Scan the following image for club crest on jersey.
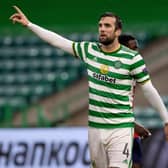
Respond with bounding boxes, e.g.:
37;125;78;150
100;64;109;74
114;60;122;69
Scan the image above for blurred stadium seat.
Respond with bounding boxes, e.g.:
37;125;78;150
0;35;87;125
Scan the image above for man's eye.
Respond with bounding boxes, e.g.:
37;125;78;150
105;24;111;27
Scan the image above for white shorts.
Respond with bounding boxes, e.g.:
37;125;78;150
88;127;134;168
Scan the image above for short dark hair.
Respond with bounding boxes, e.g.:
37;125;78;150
119;34;136;46
99;12;122;30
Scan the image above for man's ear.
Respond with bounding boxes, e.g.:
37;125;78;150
115;29;122;37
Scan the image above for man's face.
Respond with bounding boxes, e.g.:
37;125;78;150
128;39;139;51
98;16;120;45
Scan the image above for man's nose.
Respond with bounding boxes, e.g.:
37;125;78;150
100;26;105;32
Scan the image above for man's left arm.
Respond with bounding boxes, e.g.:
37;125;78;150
140;80;168;141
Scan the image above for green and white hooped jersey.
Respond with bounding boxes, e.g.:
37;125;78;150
73;42;150;129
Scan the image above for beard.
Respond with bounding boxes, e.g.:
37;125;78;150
99;36;115;45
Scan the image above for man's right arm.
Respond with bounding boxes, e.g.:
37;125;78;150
27;22;74;54
10;6;74;55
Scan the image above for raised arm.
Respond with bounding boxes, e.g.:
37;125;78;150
140;80;168;141
10;6;74;55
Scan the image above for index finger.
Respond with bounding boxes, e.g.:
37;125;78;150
13;5;24;15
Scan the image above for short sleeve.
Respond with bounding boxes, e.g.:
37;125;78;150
72;41;89;62
130;54;150;83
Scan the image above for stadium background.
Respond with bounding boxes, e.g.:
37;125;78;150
0;0;168;168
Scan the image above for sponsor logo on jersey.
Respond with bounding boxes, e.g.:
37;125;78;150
93;73;116;84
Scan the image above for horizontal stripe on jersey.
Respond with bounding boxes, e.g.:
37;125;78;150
89;116;134;125
89;87;129;101
89;121;134;129
89;93;130;106
89;99;131;109
89;109;134;118
130;59;145;70
89;104;131;114
134;71;149;80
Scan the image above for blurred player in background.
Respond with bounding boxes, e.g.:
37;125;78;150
119;34;139;51
10;6;168;168
119;34;151;168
